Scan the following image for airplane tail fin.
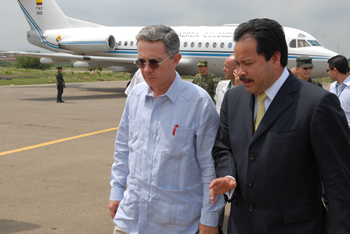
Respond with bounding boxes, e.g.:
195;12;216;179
18;0;72;30
18;0;101;31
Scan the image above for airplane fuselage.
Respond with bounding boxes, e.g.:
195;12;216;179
17;0;337;78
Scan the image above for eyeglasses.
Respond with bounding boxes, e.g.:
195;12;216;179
302;67;313;70
134;54;173;69
326;68;332;72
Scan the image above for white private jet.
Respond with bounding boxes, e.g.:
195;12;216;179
7;0;337;78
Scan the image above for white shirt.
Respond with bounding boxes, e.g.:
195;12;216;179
254;67;289;119
329;74;350;127
110;72;225;233
124;69;145;95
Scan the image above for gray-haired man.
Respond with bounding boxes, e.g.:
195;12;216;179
109;25;224;234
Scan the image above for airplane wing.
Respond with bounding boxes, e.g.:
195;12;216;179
4;51;193;73
4;52;136;64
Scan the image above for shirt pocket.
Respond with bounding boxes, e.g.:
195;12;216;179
282;203;318;224
272;128;303;140
163;124;195;154
155;125;196;190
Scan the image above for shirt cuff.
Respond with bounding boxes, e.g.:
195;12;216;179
109;187;125;201
199;209;222;227
225;175;236;200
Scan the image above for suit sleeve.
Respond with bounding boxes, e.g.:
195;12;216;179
310;92;350;233
212;90;236;178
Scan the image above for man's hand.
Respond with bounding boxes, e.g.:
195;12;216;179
198;222;219;234
209;177;236;204
109;200;120;219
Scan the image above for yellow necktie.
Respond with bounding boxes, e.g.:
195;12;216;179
255;92;268;131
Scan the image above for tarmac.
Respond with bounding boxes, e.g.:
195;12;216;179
0;81;231;234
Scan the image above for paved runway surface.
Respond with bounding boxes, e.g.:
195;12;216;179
0;81;231;234
0;82;128;233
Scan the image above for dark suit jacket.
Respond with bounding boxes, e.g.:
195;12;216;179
213;71;350;234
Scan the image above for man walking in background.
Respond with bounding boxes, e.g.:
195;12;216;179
296;56;323;88
328;55;350;127
215;55;243;114
193;60;218;101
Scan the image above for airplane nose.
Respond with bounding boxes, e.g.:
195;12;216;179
323;48;338;57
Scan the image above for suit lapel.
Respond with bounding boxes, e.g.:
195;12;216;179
251;75;299;142
242;92;255;138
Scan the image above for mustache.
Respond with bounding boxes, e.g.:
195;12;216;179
239;77;254;82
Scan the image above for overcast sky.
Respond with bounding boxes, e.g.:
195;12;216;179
1;0;349;58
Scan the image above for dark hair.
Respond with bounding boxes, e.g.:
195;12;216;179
234;18;288;67
328;55;349;74
136;25;180;57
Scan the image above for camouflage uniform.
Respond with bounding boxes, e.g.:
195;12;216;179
308;77;323;88
192;71;219;101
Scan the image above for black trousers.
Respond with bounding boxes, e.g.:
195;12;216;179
57;87;64;102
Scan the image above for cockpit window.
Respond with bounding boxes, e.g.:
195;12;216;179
308;40;322;47
297;39;310;48
289;39;296;48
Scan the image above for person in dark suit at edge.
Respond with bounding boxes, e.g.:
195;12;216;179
209;18;350;234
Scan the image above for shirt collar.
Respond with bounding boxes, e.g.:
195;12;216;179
343;74;350;86
145;72;181;104
263;67;289;101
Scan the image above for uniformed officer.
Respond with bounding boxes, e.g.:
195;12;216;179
192;60;218;101
55;66;65;103
296;56;323;88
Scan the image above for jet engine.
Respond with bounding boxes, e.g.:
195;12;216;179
58;35;116;54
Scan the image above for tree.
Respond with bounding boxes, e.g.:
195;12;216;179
14;52;51;70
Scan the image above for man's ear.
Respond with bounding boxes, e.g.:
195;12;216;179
271;52;281;68
173;53;182;66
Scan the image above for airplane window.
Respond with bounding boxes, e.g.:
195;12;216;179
220;42;225;48
198;42;202;48
289;39;296;48
308;40;322;46
297;39;310;48
191;42;195;48
184;42;188;47
118;41;122;46
228;42;232;49
130;41;134;46
124;41;128;46
213;42;217;48
205;42;209;48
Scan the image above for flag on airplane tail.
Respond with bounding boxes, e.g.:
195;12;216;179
37;0;42;5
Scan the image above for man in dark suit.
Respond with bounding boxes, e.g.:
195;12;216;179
209;18;350;233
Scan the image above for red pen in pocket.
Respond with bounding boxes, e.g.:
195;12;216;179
173;125;179;136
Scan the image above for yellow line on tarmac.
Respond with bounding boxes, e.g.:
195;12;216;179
0;127;118;157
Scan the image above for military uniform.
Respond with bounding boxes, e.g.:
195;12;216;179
55;67;65;103
308;77;323;88
296;56;323;89
192;72;219;100
192;60;219;101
